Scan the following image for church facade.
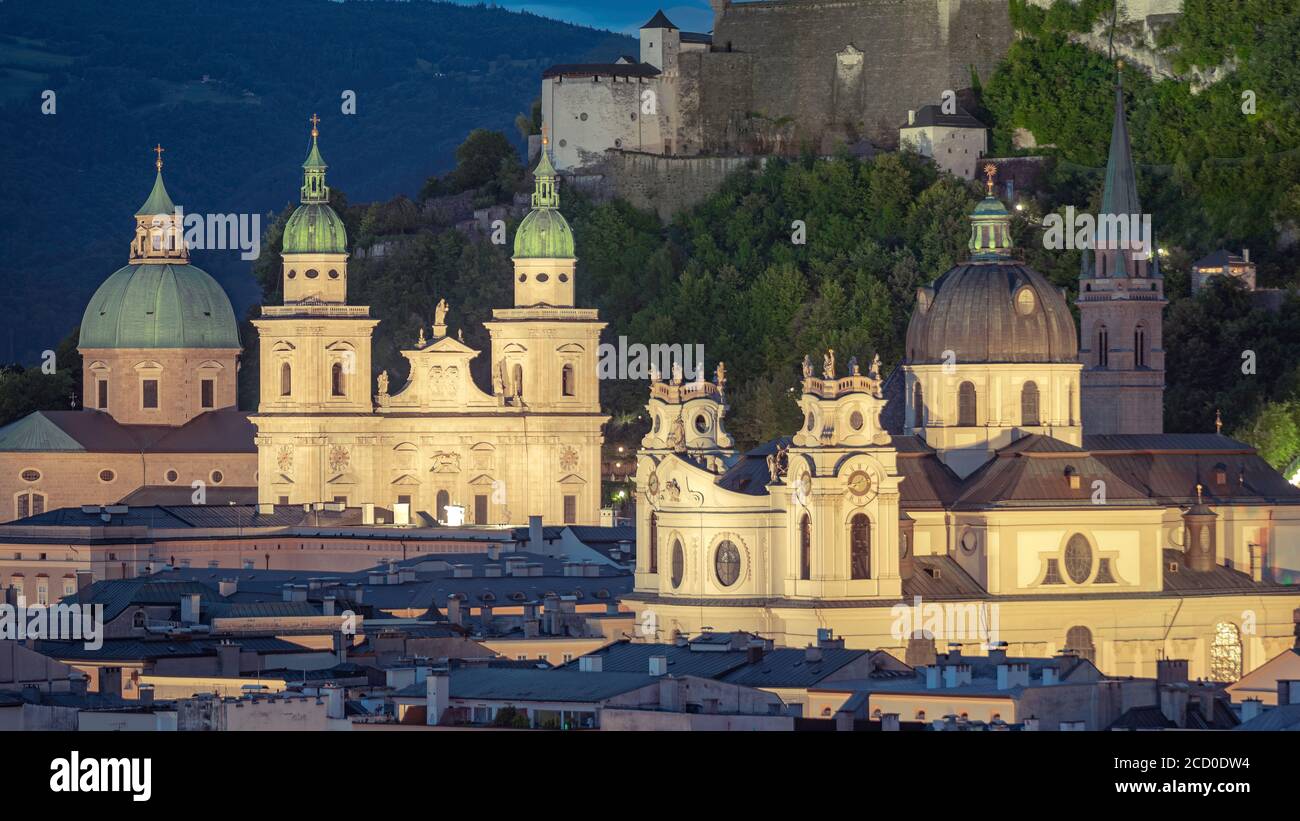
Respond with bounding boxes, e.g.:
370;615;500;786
624;86;1300;681
250;125;607;526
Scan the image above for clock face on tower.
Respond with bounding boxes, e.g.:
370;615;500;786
847;470;872;497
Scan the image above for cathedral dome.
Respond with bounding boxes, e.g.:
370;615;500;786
905;190;1077;365
905;261;1078;364
284;203;348;254
80;262;240;349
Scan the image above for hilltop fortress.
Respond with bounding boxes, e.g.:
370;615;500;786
542;1;1015;172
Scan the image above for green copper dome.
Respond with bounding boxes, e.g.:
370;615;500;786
284;203;348;254
514;147;574;259
283;121;348;255
80;263;240;349
135;170;176;217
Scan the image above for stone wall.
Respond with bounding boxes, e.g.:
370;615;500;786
707;0;1016;148
571;151;761;221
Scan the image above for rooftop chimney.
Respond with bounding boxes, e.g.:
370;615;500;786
1156;658;1189;687
180;593;201;625
987;641;1008;664
138;683;155;705
218;578;238;597
426;670;450;726
804;645;823;663
217;640;240;677
996;662;1029;690
100;667;123;698
1240;697;1262;723
907;109;916;126
529;515;543;552
446;597;464;626
1041;666;1059;686
648;656;668;676
880;713;900;732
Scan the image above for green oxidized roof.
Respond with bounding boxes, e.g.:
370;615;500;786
284;126;347;254
80;263;240;349
968;195;1014;260
284;203;348;254
514;147;575;259
135;170;176;217
0;412;85;453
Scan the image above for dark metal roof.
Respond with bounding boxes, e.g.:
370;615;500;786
906;262;1078;365
641;10;677;29
1161;549;1288;593
901;103;985;130
399;668;656;703
903;556;986;599
38;636;310;661
542;62;661;79
0;409;256;454
719;648;868;688
559;640;751;678
1193;249;1251;269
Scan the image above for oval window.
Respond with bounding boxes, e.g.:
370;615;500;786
519;274;527;282
849;410;864;431
694;414;709;434
20;469;41;483
328;269;339;279
1064;534;1092;584
1015;286;1036;315
305;269;319;279
805;413;816;432
715;540;741;587
652;414;661;434
210;470;224;485
99;469;116;483
537;273;549;283
559;273;568;282
670;539;684;588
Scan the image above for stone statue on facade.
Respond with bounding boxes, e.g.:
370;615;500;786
671;360;684;386
802;355;813;379
417;327;427;348
848;356;860;377
650;362;661;383
377;370;389;396
823;348;836;380
434;298;449;329
715;361;727;390
666;414;686;451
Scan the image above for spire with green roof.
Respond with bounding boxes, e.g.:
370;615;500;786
283;114;347;255
136;144;176;217
514;134;574;259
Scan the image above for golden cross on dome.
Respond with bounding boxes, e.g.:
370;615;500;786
310;113;320;138
153;143;165;171
983;162;997;196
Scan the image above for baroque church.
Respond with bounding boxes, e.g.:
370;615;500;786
0;122;608;528
250;122;607;526
625;82;1300;681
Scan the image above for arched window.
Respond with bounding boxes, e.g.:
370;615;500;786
958;381;977;427
1209;622;1243;682
670;539;684;589
912;380;925;428
435;489;450;521
1064;534;1093;584
280;362;292;397
1097;324;1110;368
1021;381;1040;427
1134;323;1147;368
1065;625;1096;663
799;514;811;581
561;363;576;397
331;362;345;397
648;512;658;574
850;514;871;580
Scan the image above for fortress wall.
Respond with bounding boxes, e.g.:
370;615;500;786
1025;0;1182;21
597;151;760;220
710;0;1015;146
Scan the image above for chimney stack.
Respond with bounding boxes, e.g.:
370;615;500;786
218;578;238;597
426;670;450;725
1156;658;1189;687
217;640;240;677
529;515;544;552
880;713;901;732
138;683;155;705
99;667;123;698
1240;697;1262;722
180;593;201;625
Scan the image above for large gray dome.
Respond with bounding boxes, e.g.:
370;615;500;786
905;261;1078;365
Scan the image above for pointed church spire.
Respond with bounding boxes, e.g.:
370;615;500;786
1100;63;1140;219
136;144;176;217
301;113;330;204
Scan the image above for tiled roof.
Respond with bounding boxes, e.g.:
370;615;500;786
903;556;986;599
1161;549;1288;593
953;445;1154;508
901;104;985;130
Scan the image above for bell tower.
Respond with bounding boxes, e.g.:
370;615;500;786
1077;68;1166;435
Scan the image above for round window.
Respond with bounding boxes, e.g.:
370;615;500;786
714;540;741;587
165;470;179;483
558;139;567;148
305;269;319;279
287;270;297;279
580;113;588;121
210;470;224;485
20;469;41;483
559;274;568;282
99;469;116;483
537;273;549;283
328;269;339;279
670;539;684;588
849;410;864;431
694;414;709;434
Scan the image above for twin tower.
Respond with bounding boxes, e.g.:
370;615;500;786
251;123;606;526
